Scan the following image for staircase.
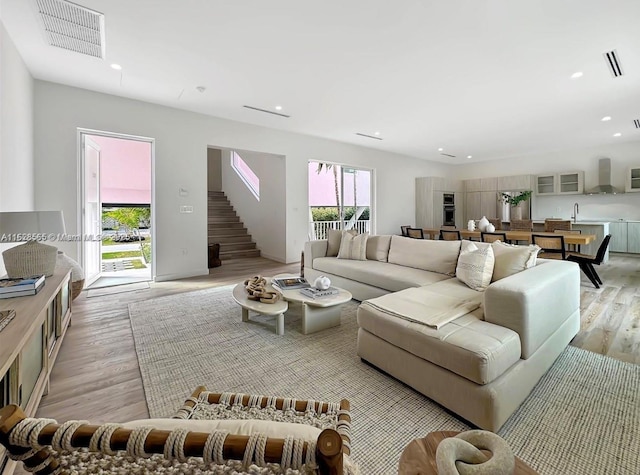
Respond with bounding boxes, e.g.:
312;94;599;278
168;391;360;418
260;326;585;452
208;191;260;260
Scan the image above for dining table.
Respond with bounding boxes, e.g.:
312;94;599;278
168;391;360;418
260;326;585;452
422;228;596;246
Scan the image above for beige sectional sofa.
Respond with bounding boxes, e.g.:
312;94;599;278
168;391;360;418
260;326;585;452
303;234;581;431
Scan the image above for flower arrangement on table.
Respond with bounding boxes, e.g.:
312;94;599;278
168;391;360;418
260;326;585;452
500;190;532;206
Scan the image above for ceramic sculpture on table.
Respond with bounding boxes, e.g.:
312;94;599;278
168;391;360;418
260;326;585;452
313;275;331;290
467;220;476;231
478;216;490;232
436;430;515;475
485;223;496;233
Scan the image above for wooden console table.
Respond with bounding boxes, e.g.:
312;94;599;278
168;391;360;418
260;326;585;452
0;269;72;474
398;431;538;474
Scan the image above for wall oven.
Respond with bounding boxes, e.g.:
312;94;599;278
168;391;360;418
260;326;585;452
443;193;455;226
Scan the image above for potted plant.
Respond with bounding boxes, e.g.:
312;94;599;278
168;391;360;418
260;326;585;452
500;190;532;220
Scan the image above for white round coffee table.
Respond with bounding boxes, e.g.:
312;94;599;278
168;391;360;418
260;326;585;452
232;282;289;335
273;274;352;335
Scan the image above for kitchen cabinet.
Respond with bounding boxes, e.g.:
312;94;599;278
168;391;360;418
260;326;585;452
415;177;462;228
465;191;498;222
535;172;584;195
626;167;640;192
608;222;628;253
497;174;533;191
558;171;584;194
0;269;72;474
536;174;556;195
627;223;640;254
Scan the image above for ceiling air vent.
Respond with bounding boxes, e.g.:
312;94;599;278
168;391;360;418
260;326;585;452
35;0;105;58
355;133;382;140
440;153;456;158
242;105;290;118
603;49;624;77
634;119;640;129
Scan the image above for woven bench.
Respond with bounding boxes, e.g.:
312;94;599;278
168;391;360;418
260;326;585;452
0;386;355;474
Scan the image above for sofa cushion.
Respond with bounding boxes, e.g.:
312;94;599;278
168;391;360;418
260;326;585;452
313;257;450;292
338;231;368;260
357;294;521;385
388;235;461;276
491;241;540;282
123;418;321;442
456;240;495;291
326;228;357;257
366;235;392;262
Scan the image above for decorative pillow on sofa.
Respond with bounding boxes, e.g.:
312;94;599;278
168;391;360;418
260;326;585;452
387;235;461;276
327;228;357;257
491;241;540;282
366;235;392;261
337;231;369;260
456;240;495;291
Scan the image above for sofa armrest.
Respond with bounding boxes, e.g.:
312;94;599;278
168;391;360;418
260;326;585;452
304;240;328;270
484;259;580;359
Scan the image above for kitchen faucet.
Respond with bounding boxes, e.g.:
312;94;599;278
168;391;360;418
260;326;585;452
571;202;579;223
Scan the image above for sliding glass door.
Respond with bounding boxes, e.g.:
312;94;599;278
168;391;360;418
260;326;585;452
308;162;373;239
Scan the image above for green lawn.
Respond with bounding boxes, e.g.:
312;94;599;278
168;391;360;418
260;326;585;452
102;251;144;259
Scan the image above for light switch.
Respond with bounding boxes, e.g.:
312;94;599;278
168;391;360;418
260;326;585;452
180;205;193;213
179;187;189;197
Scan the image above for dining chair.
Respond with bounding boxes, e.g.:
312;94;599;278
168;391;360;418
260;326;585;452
532;234;566;260
407;227;424;239
400;225;411;237
544;219;572;232
567;234;612;289
481;231;508;243
554;229;582;253
488;218;502;231
439;229;461;241
509;219;533;231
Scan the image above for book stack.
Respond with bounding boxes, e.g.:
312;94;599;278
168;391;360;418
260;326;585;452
0;275;45;299
272;277;310;290
299;287;339;299
0;309;16;332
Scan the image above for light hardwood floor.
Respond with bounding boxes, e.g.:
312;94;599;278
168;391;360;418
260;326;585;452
36;254;640;425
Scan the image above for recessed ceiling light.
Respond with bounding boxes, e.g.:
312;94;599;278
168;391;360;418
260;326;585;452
601;116;612;121
275;105;282;111
110;63;122;70
570;71;583;79
374;131;380;136
613;132;622;137
437;148;443;152
467;155;473;159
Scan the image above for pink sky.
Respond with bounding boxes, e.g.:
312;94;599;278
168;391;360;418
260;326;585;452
90;135;151;204
308;162;371;207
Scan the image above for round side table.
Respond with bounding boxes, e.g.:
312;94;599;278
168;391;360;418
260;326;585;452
398;431;538;475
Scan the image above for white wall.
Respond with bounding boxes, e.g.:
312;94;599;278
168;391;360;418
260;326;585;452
454;142;640;221
34;81;450;279
0;22;34;276
220;148;286;262
0;22;34;211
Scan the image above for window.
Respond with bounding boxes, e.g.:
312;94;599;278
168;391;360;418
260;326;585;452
231;151;259;200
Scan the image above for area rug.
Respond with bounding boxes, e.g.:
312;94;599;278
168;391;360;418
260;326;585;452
129;286;640;474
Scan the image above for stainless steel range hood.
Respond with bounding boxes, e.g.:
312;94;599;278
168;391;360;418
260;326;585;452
585;158;624;195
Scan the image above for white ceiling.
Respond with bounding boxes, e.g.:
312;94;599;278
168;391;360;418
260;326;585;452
2;0;640;163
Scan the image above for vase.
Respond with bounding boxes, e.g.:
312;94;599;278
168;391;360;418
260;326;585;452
467;220;476;231
55;251;85;300
512;205;523;221
478;216;490;232
486;223;496;233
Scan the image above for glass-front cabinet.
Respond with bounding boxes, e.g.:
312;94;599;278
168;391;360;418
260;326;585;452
626;167;640;192
535;174;556;195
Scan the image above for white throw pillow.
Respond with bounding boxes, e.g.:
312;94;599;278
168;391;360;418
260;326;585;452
456;240;495;291
491;241;540;282
326;228;357;257
337;231;369;260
